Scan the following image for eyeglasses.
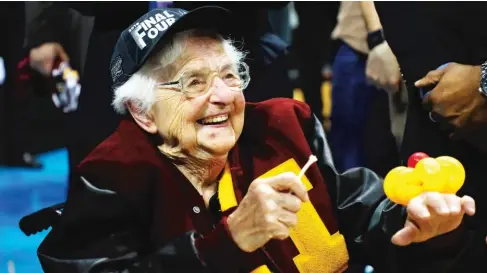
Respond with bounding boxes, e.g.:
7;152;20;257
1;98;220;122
157;62;250;98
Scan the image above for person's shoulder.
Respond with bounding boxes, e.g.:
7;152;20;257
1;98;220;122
243;98;313;139
75;119;164;195
245;98;312;121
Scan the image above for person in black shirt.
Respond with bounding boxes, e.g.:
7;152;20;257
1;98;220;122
375;1;487;269
0;2;42;168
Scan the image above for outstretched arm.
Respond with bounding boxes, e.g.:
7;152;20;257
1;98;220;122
305;113;483;273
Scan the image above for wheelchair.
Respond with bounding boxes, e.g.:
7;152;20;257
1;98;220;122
19;203;64;236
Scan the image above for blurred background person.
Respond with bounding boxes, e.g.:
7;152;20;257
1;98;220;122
17;2;94;195
0;2;42;168
292;1;340;125
329;1;401;177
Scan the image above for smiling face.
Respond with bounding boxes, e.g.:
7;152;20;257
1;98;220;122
140;34;246;160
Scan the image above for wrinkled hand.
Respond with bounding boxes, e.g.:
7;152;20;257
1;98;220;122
29;42;69;76
415;63;487;149
391;192;475;246
227;172;309;252
366;41;402;92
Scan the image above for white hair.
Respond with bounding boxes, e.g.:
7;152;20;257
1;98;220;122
112;29;247;115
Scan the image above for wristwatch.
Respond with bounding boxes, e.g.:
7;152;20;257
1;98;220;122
479;61;487;97
367;29;385;50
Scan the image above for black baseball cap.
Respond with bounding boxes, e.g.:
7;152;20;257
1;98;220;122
109;6;236;90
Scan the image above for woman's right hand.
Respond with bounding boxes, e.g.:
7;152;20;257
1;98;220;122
226;172;309;252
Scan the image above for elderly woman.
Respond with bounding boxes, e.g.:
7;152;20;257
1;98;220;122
37;6;482;273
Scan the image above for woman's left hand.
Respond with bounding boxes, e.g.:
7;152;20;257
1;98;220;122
391;192;475;246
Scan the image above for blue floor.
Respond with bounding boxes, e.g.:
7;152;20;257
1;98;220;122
0;149;68;273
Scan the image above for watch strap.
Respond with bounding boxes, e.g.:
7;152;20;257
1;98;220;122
479;61;487;97
367;29;385;50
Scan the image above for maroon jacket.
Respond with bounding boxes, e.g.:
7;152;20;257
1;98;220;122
37;98;477;273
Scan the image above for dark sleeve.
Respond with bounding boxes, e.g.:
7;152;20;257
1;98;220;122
25;2;72;51
305;114;484;273
38;175;248;273
65;2;96;16
67;2;149;30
